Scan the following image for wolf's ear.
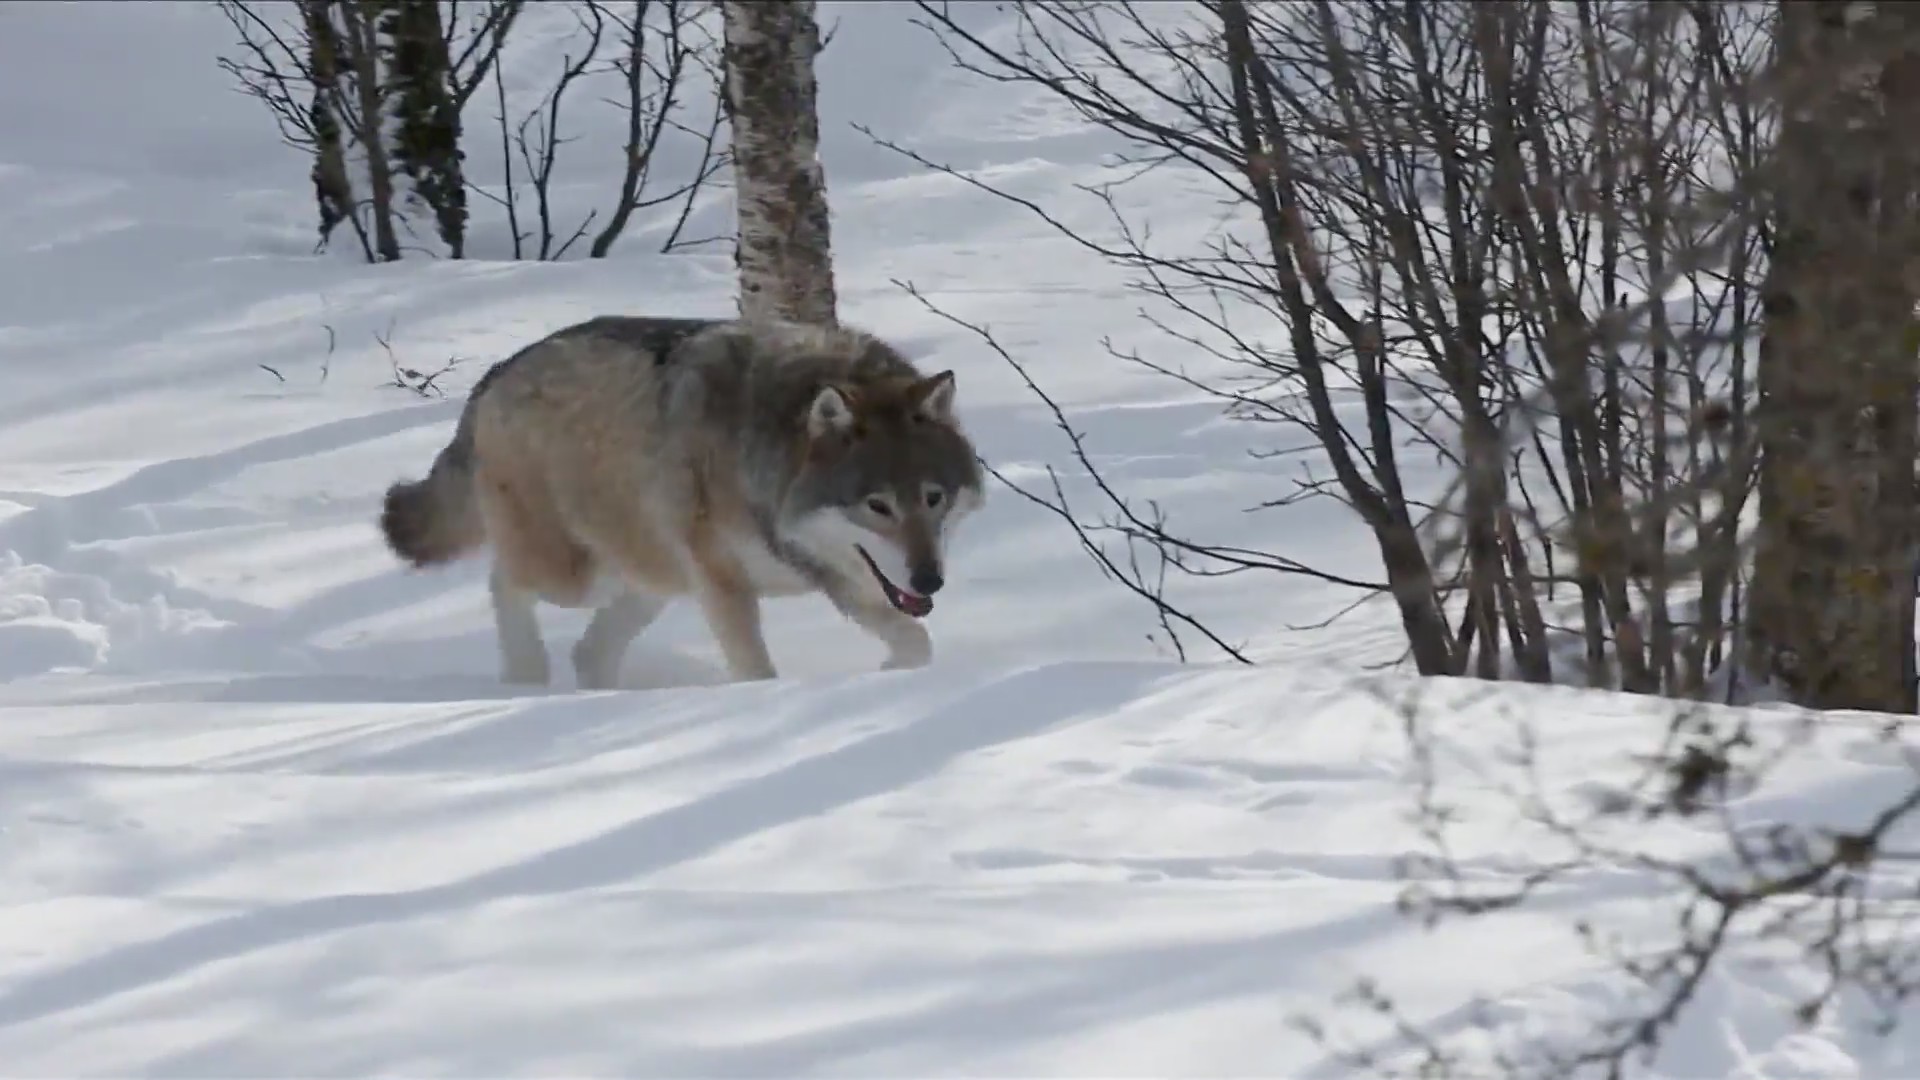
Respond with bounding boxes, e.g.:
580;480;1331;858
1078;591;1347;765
912;370;956;423
808;384;856;439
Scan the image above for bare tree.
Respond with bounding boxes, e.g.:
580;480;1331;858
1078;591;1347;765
722;0;838;325
302;1;367;259
218;0;385;259
384;0;525;259
218;0;728;263
897;0;1766;694
215;0;521;261
493;1;611;261
590;0;730;258
478;0;729;261
340;1;402;260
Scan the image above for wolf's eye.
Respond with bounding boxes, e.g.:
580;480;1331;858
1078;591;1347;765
866;497;894;518
925;489;945;509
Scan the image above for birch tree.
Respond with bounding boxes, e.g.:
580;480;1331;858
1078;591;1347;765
721;0;838;325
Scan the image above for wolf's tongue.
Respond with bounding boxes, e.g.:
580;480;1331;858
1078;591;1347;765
858;546;934;619
885;579;932;618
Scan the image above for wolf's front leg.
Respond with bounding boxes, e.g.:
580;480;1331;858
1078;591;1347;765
694;583;778;680
879;621;933;670
685;553;778;682
826;583;932;671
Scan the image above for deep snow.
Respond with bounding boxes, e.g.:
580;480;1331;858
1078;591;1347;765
0;2;1916;1077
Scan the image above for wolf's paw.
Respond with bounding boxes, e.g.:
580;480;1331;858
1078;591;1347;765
572;649;622;691
502;655;552;686
571;634;620;691
881;634;932;671
574;664;620;691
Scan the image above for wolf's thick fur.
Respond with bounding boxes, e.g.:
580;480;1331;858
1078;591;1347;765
379;315;984;689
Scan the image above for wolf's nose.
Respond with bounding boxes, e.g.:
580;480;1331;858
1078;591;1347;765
910;568;944;596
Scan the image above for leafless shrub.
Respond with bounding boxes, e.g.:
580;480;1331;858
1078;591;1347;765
480;0;730;261
215;0;522;262
899;0;1770;695
374;317;465;397
215;0;726;263
1286;677;1920;1079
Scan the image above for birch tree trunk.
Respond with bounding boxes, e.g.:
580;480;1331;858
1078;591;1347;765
722;0;837;325
299;0;368;260
335;1;402;262
1747;0;1920;713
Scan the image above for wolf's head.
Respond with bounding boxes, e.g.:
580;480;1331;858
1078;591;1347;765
782;369;984;618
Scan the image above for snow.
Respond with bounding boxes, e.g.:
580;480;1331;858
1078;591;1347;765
0;2;1914;1076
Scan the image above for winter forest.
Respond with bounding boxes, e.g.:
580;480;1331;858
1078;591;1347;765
3;0;1920;1075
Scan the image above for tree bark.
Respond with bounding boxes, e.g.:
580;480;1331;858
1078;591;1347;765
299;0;367;260
722;0;837;325
336;2;401;262
384;0;467;258
1748;0;1920;713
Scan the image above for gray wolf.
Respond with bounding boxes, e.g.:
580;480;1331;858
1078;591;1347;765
377;315;985;689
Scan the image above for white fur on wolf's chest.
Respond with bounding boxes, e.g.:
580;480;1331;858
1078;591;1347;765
732;534;815;596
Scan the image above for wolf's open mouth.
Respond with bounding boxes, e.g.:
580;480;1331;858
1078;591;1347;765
855;546;933;618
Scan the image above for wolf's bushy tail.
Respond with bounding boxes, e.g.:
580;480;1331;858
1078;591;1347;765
380;412;485;568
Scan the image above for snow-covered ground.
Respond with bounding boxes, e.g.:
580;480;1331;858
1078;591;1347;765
1;2;1915;1076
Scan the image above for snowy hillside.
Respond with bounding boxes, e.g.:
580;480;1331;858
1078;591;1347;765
1;2;1916;1076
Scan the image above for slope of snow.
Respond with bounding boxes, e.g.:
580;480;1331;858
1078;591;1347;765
0;2;1913;1077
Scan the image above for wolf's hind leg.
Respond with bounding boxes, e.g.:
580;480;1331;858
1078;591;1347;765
572;589;667;690
490;564;551;685
477;462;596;605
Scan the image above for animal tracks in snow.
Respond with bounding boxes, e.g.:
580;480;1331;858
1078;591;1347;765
0;405;463;683
954;754;1411;886
950;846;1396;885
1123;757;1386;791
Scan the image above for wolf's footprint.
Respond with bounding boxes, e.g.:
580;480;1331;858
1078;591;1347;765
952;846;1389;884
1123;757;1384;794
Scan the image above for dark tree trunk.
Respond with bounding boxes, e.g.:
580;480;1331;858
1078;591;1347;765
385;0;468;258
1748;0;1920;713
300;0;368;260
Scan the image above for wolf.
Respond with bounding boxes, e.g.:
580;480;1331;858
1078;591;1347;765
376;314;985;690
